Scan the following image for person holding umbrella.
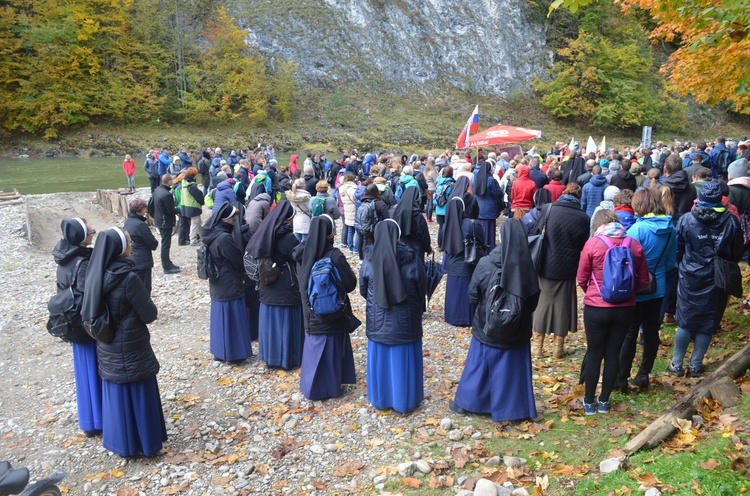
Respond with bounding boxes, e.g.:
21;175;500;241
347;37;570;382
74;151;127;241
360;219;427;413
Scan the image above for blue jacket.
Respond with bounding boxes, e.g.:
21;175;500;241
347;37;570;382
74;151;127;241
228;154;239;168
615;208;637;230
395;174;422;203
472;168;504;219
581;174;607;217
213;180;237;209
359;243;426;345
433;176;455;217
158;151;171;177
626;215;677;301
682;150;712;171
529;166;549;190
178;152;192;170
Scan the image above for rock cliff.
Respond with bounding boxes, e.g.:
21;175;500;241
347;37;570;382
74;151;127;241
233;0;550;96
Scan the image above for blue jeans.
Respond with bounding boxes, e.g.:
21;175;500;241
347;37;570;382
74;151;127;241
344;225;357;252
671;327;712;369
295;233;308;242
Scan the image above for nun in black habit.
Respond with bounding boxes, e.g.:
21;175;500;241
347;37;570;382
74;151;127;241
448;176;479;220
391;186;432;262
442;196;485;327
51;218;102;437
246;200;304;369
360;219;426;413
451;219;540;422
202;203;252;362
81;228;166;457
295;215;359;400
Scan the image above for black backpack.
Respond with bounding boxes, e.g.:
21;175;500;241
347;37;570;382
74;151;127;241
197;244;220;280
716;148;731;176
47;259;85;342
483;267;528;345
358;200;380;235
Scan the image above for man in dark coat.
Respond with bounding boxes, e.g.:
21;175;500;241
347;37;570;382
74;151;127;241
561;150;587;186
529;156;549;190
662;156;697;224
152;174;180;274
610;164;637;192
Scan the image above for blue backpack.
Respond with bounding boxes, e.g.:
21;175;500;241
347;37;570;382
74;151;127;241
591;236;636;303
307;258;345;315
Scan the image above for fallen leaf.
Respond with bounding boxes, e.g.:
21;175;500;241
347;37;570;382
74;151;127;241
333;460;364;477
211;476;232;486
402;477;422;488
115;488;138;496
366;438;385;447
671;418;692;434
110;469;125;478
637;473;661;487
700;459;720;470
311;481;327;490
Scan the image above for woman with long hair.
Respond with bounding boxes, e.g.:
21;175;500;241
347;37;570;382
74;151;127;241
81;228;166;457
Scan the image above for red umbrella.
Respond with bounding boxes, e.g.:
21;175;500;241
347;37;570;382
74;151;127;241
459;124;541;149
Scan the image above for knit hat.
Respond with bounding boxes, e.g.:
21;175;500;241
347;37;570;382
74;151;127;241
699;181;723;203
216;171;228;181
727;158;749;179
604;185;620;201
599;159;610;169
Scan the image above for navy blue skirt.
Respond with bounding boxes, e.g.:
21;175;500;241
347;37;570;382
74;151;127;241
445;275;473;327
72;342;102;433
367;340;424;413
454;338;537;422
476;218;497;251
259;303;304;370
210;298;252;362
244;281;260;341
102;377;167;457
300;333;356;401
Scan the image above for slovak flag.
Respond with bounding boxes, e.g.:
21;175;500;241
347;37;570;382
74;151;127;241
455;105;479;149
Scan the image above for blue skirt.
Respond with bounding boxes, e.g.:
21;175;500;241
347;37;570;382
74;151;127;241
454;338;537;422
476;218;497;251
367;340;424;413
245;281;260;341
102;377;167;457
210;298;252;362
259;303;305;370
72;342;102;433
300;333;356;401
445;275;473;327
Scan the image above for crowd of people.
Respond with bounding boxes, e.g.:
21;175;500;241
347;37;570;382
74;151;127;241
51;136;749;457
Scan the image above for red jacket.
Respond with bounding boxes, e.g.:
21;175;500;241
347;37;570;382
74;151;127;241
122;159;136;176
544;180;565;202
511;166;536;210
577;234;650;307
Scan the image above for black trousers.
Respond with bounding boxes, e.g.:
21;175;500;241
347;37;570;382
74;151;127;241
618;297;663;382
158;227;174;269
149;176;160;192
436;214;445;248
583;305;633;403
178;216;190;245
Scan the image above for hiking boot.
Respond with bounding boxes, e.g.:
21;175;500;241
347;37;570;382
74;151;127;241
614;378;629;394
667;362;685;377
629;374;649;391
583;401;597;416
532;333;545;358
688;364;706;378
597;399;611;414
663;313;676;325
553;335;567;359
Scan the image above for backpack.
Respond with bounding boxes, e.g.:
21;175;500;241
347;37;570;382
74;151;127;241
307;258;346;315
435;182;452;207
244;253;281;285
716;148;730;176
591;236;636;303
311;196;326;217
197;244;219;280
197;157;209;176
357;200;380;235
46;259;84;341
173;183;182;209
483;267;527;344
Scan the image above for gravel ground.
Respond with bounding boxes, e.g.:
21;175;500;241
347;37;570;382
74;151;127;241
1;190;538;495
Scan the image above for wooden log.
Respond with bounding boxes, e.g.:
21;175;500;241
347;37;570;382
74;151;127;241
708;375;741;408
623;342;750;453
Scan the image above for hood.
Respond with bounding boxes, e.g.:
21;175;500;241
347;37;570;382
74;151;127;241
616;169;632;180
692;203;727;225
662;170;690;192
102;258;135;295
364;241;415;264
285;189;311;204
400;174;418;187
590;174;607;187
217;180;233;191
728;176;750;188
251;192;271;205
303;173;315;180
52;242;91;265
633;214;674;235
436;176;455;186
598;200;614;210
516;165;530;180
202;219;233;246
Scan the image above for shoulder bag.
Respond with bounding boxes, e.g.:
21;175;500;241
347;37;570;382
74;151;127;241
637;231;672;296
527;204;553;273
464;219;486;266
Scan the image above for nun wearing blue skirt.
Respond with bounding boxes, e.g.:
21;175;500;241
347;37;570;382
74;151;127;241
81;228;167;457
203;203;252;362
246;201;305;370
451;219;541;422
360;219;427;413
51;218;103;436
295;215;360;400
442;190;484;327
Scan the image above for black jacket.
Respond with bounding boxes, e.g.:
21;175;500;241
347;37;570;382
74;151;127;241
258;223;302;306
562;157;586;185
304;173;318;197
205;223;245;301
728;180;750;216
294;244;358;335
402;209;432;261
97;259;159;384
153;184;178;229
610;169;637;192
443;218;484;277
123;213;158;270
534;199;590;279
360;243;426;345
51;243;94;344
661;171;697;223
469;249;539;349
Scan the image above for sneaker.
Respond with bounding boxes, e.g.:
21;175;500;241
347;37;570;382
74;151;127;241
667;362;685;377
663;313;676;325
583;401;597;416
597;399;611;414
742;299;750;310
688;364;705;378
340;244;348;250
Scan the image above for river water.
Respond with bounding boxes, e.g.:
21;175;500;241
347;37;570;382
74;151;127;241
0;155;292;195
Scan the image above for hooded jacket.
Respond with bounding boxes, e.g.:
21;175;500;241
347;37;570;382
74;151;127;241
245;193;271;237
626;215;677;301
339;182;358;226
581;174;608;217
614;206;636;230
510;166;536;210
396;174;422;203
51;242;93;344
728;176;750;216
204;222;245;301
661;170;697;222
610;169;637;192
286;189;313;235
359;243;425;345
214;180;237;209
543;180;565;202
433;176;455;216
675;205;744;334
123;212;158;270
96;258;159;384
